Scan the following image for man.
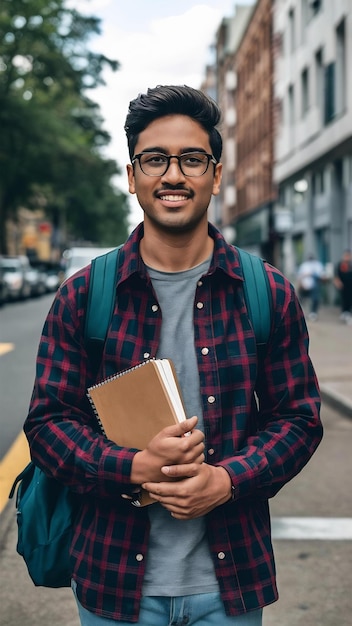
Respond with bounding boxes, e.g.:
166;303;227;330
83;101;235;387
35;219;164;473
334;249;352;323
297;254;325;321
24;85;323;625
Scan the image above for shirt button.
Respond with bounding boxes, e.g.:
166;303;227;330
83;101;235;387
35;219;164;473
143;352;150;359
207;395;216;404
201;347;209;355
208;448;215;455
197;280;203;287
151;304;159;312
217;552;226;560
136;554;144;562
196;302;204;309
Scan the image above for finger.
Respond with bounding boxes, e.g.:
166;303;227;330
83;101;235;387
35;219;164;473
162;415;198;438
160;462;201;478
142;479;188;499
177;439;205;461
180;415;198;436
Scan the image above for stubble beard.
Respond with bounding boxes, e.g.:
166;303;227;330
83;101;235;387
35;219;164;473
145;205;208;236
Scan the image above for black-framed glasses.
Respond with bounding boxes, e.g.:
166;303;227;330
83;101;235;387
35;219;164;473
131;152;218;177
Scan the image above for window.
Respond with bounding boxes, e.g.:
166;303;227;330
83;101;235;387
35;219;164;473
315;49;323;112
288;8;295;52
321;20;346;125
336;19;346;116
302;0;323;24
288;84;295;125
324;63;335;124
310;0;322;17
301;68;310;116
315;228;329;265
312;170;325;195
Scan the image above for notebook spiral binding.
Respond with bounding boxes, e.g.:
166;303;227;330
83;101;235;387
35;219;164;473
86;359;155;437
88;359;154;390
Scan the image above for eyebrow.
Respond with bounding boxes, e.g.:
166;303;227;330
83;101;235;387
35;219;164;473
139;147;208;155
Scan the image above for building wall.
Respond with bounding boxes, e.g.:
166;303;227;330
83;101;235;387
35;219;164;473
275;0;352;180
273;0;352;286
211;4;254;236
200;63;221;226
236;0;275;217
232;0;279;262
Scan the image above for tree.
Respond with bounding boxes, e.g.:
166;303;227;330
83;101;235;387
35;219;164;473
0;0;129;253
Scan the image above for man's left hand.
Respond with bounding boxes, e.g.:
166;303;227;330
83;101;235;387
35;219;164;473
142;463;232;519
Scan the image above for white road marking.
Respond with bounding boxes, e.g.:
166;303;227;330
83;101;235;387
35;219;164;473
0;343;14;356
272;517;352;540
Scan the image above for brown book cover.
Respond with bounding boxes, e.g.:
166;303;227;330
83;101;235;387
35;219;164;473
87;359;187;506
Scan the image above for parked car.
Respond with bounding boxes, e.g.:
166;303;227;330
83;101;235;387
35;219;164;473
0;257;10;306
43;265;63;292
62;247;115;281
1;255;32;300
24;264;47;297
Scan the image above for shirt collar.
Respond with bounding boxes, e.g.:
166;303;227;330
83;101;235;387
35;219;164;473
117;222;244;286
207;223;244;282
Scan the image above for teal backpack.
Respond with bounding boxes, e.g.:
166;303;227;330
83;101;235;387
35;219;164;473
10;244;272;589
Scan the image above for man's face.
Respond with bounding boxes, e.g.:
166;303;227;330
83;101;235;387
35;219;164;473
127;114;222;234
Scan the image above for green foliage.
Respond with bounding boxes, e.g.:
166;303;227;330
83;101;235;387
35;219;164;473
0;0;129;252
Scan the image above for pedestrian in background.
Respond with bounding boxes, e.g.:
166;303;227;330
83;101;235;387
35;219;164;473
23;85;323;626
297;254;325;321
334;249;352;324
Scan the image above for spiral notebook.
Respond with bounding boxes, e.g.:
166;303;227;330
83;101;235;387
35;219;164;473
87;359;187;506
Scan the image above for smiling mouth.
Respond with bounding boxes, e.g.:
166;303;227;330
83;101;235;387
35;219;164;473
159;194;188;202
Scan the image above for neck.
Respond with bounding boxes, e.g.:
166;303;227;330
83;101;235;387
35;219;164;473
140;224;214;272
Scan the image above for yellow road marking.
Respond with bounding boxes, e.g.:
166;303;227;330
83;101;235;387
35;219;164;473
0;431;30;513
0;343;14;356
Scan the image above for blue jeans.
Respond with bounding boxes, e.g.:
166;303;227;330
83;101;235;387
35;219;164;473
73;589;263;626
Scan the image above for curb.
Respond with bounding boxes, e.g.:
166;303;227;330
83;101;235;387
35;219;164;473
320;384;352;420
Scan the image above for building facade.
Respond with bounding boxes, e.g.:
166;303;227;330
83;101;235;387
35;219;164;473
215;6;255;234
206;0;277;262
273;0;352;285
235;0;277;262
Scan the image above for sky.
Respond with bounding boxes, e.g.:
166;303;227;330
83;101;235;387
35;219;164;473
70;0;255;229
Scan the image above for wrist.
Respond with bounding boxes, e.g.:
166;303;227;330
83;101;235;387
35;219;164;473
130;450;145;484
216;466;235;503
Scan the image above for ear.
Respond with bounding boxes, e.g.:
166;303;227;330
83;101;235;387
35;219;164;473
211;163;222;196
127;164;136;194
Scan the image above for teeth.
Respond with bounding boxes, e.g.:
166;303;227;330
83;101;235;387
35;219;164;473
160;195;187;201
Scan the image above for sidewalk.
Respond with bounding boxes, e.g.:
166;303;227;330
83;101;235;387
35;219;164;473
304;305;352;419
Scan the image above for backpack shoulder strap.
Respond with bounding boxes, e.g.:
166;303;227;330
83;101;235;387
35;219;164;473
84;244;272;354
236;247;272;347
84;246;122;356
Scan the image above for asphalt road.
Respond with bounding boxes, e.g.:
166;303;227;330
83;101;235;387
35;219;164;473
0;293;55;459
0;296;351;625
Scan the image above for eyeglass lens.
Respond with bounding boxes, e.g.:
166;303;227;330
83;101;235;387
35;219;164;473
138;153;212;177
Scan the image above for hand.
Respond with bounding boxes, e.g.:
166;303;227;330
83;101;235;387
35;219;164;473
130;416;205;484
142;463;232;519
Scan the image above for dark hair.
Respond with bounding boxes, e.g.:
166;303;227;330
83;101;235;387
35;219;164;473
124;85;222;162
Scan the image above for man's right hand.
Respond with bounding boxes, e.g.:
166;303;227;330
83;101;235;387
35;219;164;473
130;416;205;484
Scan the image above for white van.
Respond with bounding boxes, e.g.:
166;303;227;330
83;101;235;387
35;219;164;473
62;247;115;281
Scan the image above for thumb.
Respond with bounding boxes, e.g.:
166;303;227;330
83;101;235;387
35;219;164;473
180;415;198;436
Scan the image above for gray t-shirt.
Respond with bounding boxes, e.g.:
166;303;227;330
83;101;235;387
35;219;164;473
142;258;219;597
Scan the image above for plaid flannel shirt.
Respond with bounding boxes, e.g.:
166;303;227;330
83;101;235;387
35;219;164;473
24;223;322;621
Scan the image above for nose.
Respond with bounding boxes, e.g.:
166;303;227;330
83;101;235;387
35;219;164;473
161;156;186;183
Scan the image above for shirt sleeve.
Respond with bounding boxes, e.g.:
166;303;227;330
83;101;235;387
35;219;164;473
23;273;137;501
218;272;323;501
